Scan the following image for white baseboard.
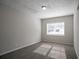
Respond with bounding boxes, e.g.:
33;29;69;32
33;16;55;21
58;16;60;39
0;41;40;56
42;40;73;45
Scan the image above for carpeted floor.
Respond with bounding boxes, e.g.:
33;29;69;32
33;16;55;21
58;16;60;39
0;42;78;59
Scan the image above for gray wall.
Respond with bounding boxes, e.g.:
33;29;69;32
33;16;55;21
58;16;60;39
0;5;41;55
74;6;79;59
41;15;73;45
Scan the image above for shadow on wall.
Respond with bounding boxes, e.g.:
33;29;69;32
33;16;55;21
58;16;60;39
33;44;66;59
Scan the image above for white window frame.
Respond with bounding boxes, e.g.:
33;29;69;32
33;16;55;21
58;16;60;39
47;22;64;36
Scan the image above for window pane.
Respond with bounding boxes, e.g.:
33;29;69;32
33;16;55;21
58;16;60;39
47;22;64;36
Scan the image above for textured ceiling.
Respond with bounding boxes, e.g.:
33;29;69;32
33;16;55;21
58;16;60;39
0;0;78;18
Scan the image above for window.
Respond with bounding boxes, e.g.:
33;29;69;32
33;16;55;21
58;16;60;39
47;22;64;36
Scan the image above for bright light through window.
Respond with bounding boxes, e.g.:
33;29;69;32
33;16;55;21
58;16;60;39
47;22;64;36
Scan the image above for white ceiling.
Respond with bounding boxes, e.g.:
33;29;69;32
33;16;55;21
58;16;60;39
0;0;78;18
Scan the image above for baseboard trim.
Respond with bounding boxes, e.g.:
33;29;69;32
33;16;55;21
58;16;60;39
42;40;73;46
0;41;40;56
